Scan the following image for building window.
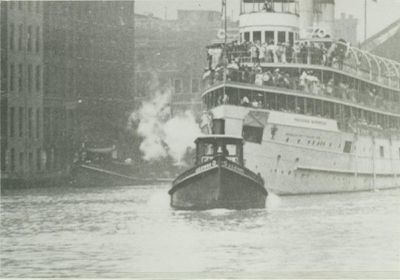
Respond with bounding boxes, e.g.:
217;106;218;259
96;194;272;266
9;1;15;9
9;23;15;50
27;25;32;52
44;107;50;139
36;148;41;171
174;79;182;94
18;1;22;10
36;108;40;139
10;107;15;138
19;152;24;171
18;64;23;92
191;79;199;93
28;108;32;138
35;26;40;53
28;64;32;92
27;1;32;12
19;107;23;137
10;148;15;172
35;2;40;13
380;146;385;158
35;65;41;91
9;63;15;91
29;152;33;170
18;24;23;51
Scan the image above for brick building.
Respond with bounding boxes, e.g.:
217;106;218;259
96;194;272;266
42;1;135;166
1;1;136;186
1;1;45;183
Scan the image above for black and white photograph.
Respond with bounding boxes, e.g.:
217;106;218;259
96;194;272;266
1;0;400;278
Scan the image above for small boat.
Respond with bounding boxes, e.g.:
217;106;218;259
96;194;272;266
168;135;268;210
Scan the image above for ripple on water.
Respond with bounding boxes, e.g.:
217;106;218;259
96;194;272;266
1;185;399;276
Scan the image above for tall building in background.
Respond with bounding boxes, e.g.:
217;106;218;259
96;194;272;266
42;1;135;166
1;1;136;187
1;1;45;185
134;10;238;115
335;13;358;46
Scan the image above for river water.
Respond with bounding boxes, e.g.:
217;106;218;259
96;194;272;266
1;184;399;278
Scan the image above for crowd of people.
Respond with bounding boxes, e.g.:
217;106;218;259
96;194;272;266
208;88;400;135
204;41;398;114
221;39;348;70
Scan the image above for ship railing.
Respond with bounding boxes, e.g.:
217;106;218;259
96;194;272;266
203;69;400;115
220;45;400;89
240;1;299;16
204;101;400;138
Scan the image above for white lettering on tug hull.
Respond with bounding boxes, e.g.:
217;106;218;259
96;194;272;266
195;160;217;174
221;160;244;174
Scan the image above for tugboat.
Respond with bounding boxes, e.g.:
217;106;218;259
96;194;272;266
168;135;268;210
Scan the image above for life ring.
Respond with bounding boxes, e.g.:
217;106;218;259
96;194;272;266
217;29;226;39
312;28;326;38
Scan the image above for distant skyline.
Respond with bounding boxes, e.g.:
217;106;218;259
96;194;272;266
135;0;400;42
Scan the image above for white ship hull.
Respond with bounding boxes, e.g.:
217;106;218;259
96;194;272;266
211;105;400;195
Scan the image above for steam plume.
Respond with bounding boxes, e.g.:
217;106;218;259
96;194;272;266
131;90;201;165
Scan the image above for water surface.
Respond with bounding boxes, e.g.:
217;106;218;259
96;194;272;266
1;185;399;277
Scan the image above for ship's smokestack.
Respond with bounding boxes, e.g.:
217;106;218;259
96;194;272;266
298;0;315;38
315;0;335;38
298;0;335;39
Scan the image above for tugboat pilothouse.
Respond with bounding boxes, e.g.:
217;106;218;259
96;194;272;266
202;0;400;195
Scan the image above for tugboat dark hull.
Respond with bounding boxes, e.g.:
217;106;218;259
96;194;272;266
168;158;267;210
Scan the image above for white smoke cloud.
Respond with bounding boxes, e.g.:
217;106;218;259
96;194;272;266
131;90;201;165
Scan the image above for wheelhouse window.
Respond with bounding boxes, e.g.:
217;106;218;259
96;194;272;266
196;138;244;165
224;144;239;164
212;119;225;134
244;32;250;42
242;126;263;144
174;79;182;94
380;146;385;158
265;31;274;43
288;32;294;45
253;31;261;43
191;78;199;93
343;141;352;153
278;31;286;44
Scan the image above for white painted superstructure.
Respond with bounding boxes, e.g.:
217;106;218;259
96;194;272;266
202;0;400;195
210;105;400;195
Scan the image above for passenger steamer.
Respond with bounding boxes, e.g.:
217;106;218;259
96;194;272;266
202;0;400;195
